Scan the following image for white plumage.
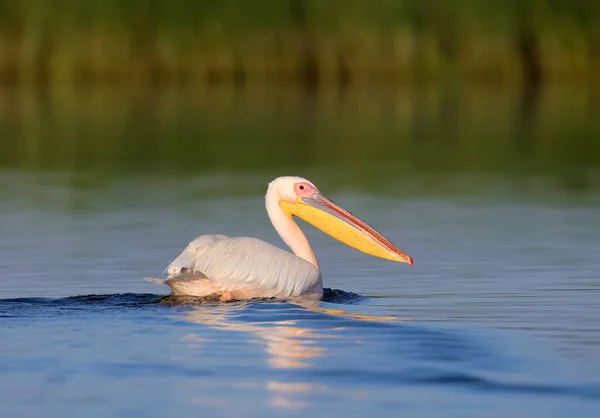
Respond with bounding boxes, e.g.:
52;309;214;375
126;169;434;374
161;235;322;299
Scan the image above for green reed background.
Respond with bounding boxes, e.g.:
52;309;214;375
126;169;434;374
0;1;598;202
0;0;598;86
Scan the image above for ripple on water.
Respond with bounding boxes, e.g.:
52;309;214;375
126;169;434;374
1;292;599;417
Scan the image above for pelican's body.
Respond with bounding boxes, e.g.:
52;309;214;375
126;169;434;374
146;176;412;300
158;235;323;300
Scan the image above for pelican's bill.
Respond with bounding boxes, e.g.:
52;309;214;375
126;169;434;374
279;193;413;265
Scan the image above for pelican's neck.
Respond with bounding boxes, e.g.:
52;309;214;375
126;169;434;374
265;191;320;269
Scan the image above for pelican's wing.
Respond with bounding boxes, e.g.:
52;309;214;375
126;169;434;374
165;234;230;276
146;235;321;298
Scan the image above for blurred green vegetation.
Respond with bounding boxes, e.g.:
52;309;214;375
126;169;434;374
0;0;598;86
0;84;598;199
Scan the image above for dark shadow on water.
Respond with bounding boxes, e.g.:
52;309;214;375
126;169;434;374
0;288;366;308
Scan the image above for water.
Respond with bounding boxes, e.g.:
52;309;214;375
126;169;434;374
1;85;600;417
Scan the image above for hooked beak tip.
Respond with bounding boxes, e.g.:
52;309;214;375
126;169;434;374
398;254;414;265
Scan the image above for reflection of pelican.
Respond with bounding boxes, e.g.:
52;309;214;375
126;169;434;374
181;305;333;409
184;306;331;369
177;303;400;409
147;176;412;300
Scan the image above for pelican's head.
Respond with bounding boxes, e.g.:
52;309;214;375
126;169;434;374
267;176;413;265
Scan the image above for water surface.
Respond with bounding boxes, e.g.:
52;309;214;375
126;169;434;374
1;85;600;417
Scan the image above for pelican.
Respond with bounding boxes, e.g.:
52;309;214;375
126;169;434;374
146;176;413;301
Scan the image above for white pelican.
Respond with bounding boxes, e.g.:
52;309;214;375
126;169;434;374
146;176;413;301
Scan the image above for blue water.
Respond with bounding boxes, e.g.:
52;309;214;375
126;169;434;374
2;172;600;417
2;293;599;418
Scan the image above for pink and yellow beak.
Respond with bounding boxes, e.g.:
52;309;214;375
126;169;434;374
279;193;413;265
